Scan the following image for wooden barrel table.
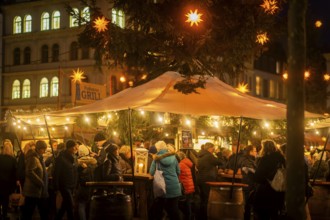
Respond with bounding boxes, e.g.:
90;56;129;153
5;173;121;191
206;182;248;220
308;181;330;220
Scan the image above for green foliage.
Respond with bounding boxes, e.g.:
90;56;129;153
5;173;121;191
70;0;286;93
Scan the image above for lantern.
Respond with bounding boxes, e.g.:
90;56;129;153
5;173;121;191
134;148;148;174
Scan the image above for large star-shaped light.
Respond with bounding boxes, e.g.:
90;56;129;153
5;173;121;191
93;16;109;32
256;32;269;45
185;9;203;27
71;68;86;83
260;0;279;15
236;82;249;93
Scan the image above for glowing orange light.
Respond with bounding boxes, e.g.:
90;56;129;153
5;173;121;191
120;76;126;83
283;72;288;80
304;71;310;79
260;0;279;15
315;20;322;28
185;9;203;27
71;68;85;83
324;74;330;81
256;32;269;45
236;82;249;93
93;16;109;32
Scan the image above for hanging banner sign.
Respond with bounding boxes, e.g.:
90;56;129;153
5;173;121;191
181;130;193;149
71;81;106;105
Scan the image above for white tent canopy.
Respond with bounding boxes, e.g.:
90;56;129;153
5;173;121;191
47;71;321;120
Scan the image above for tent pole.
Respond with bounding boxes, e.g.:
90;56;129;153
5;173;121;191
128;108;138;216
230;116;243;198
44;115;56;161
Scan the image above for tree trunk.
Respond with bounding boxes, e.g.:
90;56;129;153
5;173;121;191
286;0;307;219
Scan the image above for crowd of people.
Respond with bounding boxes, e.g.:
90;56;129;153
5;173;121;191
0;134;329;220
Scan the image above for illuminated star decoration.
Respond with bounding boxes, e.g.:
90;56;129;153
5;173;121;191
324;73;330;81
256;32;269;45
260;0;279;15
237;82;249;93
185;9;203;27
93;16;109;32
71;68;86;83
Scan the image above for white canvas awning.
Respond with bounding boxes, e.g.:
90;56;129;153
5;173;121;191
46;71;322;120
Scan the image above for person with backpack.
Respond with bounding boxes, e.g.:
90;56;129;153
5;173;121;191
253;139;286;220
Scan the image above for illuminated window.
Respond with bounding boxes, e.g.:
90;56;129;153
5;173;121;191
12;80;21;99
70;42;78;60
52;44;59;62
269;80;275;98
41;12;50;31
24;47;31;64
24;15;32;32
22;79;31;98
111;9;125;28
52;11;60;29
81;7;90;24
255;76;261;96
13;16;22;34
39;77;49;98
13;48;20;65
41;45;49;63
70;8;79;27
50;76;59;97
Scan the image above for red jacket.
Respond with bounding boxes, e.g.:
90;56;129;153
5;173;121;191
179;158;195;194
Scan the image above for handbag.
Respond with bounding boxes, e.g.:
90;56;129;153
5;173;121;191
268;164;286;192
153;162;166;198
9;185;25;207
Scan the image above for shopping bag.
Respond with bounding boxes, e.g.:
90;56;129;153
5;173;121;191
153;162;166;198
9;185;25;207
268;165;286;192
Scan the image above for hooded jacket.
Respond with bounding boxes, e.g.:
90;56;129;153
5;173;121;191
149;150;181;198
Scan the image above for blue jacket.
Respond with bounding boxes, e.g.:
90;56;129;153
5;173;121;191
150;150;181;198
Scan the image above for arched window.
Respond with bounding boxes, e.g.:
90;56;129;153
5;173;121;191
81;46;89;59
52;11;60;29
70;8;79;27
23;47;31;64
111;9;125;28
13;16;22;34
52;44;59;62
39;77;49;98
22;79;31;98
24;15;32;33
13;48;20;65
41;45;48;63
81;7;90;24
12;80;20;99
41;12;50;31
50;77;59;97
70;42;78;60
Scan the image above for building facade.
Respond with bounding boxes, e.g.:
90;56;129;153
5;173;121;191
0;0;126;119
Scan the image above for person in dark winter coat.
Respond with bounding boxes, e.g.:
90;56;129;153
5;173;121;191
54;139;79;220
102;143;122;181
196;142;221;219
0;140;18;219
240;145;257;220
149;141;181;220
22;140;49;220
253;139;286;220
17;141;35;188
